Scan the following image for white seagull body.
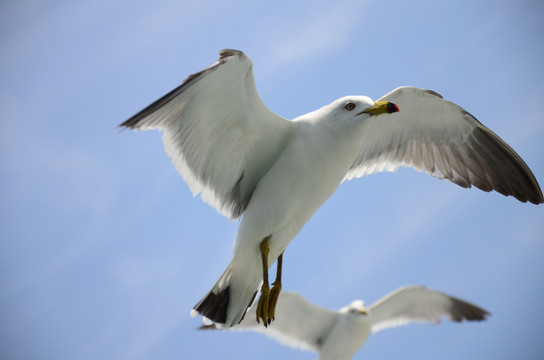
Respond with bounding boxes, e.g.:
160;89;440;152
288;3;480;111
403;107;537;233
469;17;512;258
121;49;542;327
210;286;490;360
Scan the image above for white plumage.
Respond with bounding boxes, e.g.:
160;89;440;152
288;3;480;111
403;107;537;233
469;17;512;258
210;286;489;360
121;49;542;327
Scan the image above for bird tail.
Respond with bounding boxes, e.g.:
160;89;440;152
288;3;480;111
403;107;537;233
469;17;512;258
191;260;260;328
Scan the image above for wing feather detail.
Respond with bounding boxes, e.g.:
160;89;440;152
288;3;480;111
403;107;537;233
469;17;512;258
345;86;543;204
227;292;338;352
120;50;292;219
369;286;489;333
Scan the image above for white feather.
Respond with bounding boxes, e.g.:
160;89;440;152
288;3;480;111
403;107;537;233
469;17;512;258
122;49;540;328
223;287;489;360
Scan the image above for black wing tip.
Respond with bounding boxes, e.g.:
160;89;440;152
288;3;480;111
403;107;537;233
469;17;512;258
449;298;491;322
219;49;244;60
527;187;544;204
424;89;444;99
468;126;544;205
119;116;140;129
515;191;544;205
118;49;247;131
119;107;152;129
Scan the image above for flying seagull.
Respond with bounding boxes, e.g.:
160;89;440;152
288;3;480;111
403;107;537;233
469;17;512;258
202;286;490;360
120;49;542;328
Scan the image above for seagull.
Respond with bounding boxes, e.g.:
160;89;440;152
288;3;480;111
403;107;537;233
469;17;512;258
202;286;490;360
120;49;543;328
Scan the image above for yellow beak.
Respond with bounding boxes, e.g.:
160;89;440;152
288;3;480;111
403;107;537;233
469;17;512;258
361;101;399;116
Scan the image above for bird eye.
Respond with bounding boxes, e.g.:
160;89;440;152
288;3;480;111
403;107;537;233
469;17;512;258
344;102;356;111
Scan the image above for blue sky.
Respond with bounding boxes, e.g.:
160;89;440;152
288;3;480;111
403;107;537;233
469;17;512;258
1;0;543;359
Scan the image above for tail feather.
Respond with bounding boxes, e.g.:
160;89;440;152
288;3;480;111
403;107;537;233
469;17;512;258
192;262;261;327
239;290;258;323
193;286;231;324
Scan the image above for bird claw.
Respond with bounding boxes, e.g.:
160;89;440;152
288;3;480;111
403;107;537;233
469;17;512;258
256;283;270;326
256;237;283;327
256;280;281;326
267;281;281;323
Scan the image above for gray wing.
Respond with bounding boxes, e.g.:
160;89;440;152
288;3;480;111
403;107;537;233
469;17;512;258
120;49;292;219
230;292;338;353
345;86;543;204
369;286;490;333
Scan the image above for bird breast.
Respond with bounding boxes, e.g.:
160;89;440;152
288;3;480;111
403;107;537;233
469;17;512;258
234;122;363;254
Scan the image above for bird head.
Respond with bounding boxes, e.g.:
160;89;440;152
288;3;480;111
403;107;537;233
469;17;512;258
340;300;367;316
311;96;399;127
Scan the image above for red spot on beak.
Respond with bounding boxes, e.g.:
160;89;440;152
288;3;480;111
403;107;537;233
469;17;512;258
387;102;399;113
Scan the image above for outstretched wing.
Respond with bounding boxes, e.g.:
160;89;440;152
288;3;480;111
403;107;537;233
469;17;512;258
229;292;338;352
120;49;292;219
369;286;489;333
345;86;543;204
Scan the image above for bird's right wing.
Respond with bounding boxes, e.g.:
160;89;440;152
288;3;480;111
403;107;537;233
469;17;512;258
231;292;339;352
120;50;292;219
369;286;490;334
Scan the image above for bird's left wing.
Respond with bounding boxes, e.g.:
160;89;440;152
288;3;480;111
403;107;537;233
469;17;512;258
368;286;490;333
345;86;543;204
120;50;292;219
202;292;339;353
